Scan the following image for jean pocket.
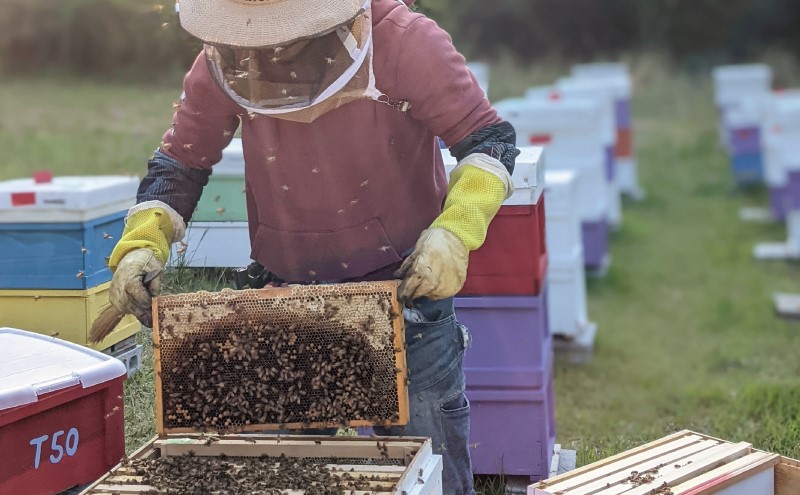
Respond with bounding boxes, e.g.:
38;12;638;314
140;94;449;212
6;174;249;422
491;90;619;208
405;315;464;393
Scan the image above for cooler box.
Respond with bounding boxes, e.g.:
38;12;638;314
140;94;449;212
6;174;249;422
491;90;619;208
194;138;247;222
0;175;138;290
0;328;127;495
442;147;548;296
0;282;141;350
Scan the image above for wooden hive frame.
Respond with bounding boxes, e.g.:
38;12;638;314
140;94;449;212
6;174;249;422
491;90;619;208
529;430;800;495
79;435;443;495
152;281;409;435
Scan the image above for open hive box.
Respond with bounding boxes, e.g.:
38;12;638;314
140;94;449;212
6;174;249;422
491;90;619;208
79;435;443;494
152;282;409;433
530;430;800;495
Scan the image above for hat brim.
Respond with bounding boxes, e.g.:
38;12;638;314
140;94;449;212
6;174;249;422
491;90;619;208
179;0;365;48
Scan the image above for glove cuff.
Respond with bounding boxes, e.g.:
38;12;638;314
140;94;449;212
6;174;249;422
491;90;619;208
127;200;186;243
450;153;514;200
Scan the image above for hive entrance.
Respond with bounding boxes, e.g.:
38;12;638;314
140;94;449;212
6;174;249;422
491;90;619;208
153;282;407;434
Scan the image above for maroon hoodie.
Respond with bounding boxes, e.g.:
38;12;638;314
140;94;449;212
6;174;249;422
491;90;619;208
162;0;499;283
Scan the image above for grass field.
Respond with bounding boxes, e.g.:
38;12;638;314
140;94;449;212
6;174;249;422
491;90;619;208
3;61;800;493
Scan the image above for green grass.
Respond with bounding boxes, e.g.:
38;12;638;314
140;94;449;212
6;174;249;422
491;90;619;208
4;63;800;493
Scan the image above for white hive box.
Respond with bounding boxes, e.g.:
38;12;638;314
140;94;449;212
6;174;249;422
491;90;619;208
213;137;245;176
544;170;582;261
713;64;773;108
170;221;252;268
467;61;490;96
529;430;800;495
554;153;609;224
562;72;632;103
547;246;595;343
440;146;546;206
0;175;138;222
556;77;622;229
496;98;606;163
572;62;630;81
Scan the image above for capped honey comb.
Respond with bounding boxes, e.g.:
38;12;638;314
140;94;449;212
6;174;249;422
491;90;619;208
152;281;408;434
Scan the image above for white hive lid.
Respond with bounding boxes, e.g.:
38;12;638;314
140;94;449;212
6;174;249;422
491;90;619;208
713;64;772;84
213;138;245;176
497;97;605;133
0;328;128;411
466;62;490;96
0;175;138;213
440;146;545;205
571;62;630;79
558;74;632;101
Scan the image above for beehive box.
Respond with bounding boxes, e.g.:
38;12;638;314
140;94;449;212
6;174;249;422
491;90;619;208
152;281;408;434
442;147;548;296
0;282;141;350
0;175;137;290
0;328;127;495
168;221;251;268
79;435;443;495
529;430;800;495
193;138;247;222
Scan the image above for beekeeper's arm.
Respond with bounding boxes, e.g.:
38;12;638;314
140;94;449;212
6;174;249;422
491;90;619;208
107;53;241;326
393;17;520;304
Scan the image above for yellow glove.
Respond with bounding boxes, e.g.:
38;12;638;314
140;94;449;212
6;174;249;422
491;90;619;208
107;202;184;326
397;153;513;303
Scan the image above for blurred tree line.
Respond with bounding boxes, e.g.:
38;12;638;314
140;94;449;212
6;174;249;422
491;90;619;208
1;0;799;79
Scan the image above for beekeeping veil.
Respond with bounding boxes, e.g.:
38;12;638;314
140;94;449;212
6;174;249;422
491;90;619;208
177;0;381;123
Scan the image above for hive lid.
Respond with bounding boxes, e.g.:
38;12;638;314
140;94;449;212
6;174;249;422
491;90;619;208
0;175;138;216
440;146;546;206
571;62;630;79
0;328;127;411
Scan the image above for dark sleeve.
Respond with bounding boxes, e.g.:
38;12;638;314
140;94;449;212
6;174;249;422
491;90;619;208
136;151;211;224
449;121;520;175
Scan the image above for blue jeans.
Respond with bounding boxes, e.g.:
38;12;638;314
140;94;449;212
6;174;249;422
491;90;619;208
374;296;476;495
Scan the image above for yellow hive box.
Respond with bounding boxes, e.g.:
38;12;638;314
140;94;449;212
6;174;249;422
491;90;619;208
0;282;141;350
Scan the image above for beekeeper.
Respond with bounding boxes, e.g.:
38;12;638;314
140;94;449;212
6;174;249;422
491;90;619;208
107;0;519;492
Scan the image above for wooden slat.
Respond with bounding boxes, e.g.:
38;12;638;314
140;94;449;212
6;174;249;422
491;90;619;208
536;433;711;494
776;457;800;495
531;431;701;494
620;442;753;495
563;439;722;495
151;298;165;437
671;452;779;495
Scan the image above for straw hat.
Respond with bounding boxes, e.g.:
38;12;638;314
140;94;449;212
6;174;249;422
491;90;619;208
178;0;366;48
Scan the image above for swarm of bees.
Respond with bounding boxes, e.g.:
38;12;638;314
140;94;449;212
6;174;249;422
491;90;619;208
131;453;383;494
156;285;405;432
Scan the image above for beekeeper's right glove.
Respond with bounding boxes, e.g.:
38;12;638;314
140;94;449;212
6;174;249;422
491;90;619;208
107;201;185;326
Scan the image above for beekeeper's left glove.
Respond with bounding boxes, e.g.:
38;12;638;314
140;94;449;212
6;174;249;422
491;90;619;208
396;153;513;304
107;201;185;326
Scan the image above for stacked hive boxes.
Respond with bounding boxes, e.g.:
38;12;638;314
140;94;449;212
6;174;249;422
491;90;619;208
712;64;773;186
171;138;251;268
0;175;142;365
442;147;556;482
754;93;800;260
496;96;612;274
571;63;644;200
554;77;624;230
543;170;596;352
0;327;128;495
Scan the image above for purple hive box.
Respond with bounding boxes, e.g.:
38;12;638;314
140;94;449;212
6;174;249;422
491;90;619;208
727;126;761;155
456;292;551;390
615;99;632;129
456;291;555;480
770;185;790;221
466;362;556;479
605;145;616;182
582;220;610;271
788;171;800;211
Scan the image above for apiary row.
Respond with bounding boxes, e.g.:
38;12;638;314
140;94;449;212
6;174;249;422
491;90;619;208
0;174;143;368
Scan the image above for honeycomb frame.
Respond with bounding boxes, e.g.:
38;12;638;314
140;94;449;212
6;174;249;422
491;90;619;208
152;281;408;435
